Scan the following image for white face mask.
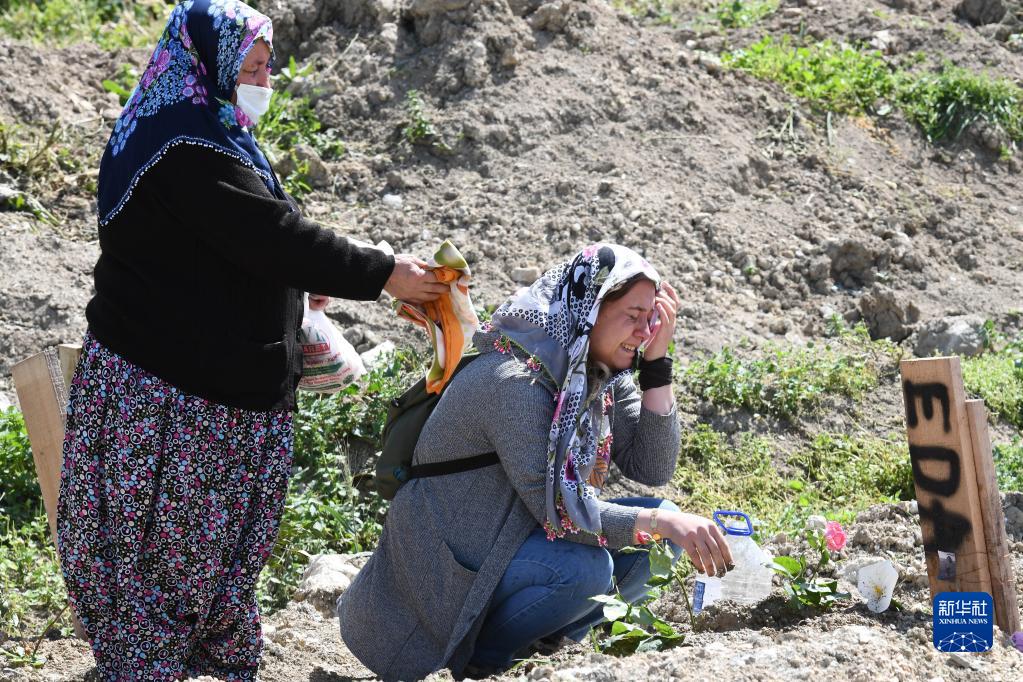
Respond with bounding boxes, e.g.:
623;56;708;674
235;84;273;126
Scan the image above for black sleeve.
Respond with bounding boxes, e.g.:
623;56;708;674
146;142;395;300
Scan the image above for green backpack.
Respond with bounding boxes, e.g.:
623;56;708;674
372;353;498;499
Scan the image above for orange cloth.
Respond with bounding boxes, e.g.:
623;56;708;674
397;266;470;393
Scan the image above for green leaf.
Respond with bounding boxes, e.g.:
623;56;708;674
648;542;674;580
591;594;629;621
771;556;803;578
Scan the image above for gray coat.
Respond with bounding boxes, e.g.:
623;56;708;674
338;342;680;680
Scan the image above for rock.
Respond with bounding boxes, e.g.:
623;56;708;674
360;340;396;369
913;315;986;358
806;515;827;531
956;0;1007;25
869;29;901;54
824;238;890;288
342;327;364;346
858;286;919;341
851;527;873;548
292;554;361;617
511;266;541;284
381;193;404;210
463;40;489;87
768;317;790;334
291;144;331;188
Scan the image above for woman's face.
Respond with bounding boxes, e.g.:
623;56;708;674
588;279;657;371
235;39;271;93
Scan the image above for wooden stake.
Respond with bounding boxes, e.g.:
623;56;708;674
965;399;1021;635
11;345;85;640
899;357;993;598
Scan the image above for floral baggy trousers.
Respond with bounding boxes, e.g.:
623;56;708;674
56;331;293;681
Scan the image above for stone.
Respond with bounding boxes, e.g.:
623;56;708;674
858;286;919;341
360;340;396;369
292;554;361;616
913;315;986;358
381;193;404;210
870;30;901;54
511;266;541;284
806;515;827;531
824;238;890;288
956;0;1007;25
292;144;331;188
463;40;489;88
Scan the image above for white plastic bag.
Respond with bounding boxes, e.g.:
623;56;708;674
298;294;365;393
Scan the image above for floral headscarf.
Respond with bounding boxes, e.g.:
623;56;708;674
97;0;285;226
490;244;660;543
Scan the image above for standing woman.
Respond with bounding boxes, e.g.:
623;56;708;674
56;1;444;680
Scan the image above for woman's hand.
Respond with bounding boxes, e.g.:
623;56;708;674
641;281;681;361
384;254;449;304
637;509;733;577
308;294;330;311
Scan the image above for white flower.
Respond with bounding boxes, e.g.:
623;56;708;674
857;560;898;613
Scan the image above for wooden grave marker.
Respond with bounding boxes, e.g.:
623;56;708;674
11;343;84;639
900;356;1020;635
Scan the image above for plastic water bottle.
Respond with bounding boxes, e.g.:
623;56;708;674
692;510;774;613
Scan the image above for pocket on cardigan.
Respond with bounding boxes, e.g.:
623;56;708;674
410;540;478;645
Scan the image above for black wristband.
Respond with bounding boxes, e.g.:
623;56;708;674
637;356;673;390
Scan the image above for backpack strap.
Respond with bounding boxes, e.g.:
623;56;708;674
408;451;499;479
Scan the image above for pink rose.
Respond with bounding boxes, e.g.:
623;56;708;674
825;521;846;552
235;106;253;128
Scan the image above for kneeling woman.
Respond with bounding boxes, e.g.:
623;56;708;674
339;244;733;679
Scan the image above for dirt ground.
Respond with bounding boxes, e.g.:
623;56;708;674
8;498;1023;681
3;0;1023;679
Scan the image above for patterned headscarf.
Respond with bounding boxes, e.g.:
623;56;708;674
97;0;284;226
490;244;660;543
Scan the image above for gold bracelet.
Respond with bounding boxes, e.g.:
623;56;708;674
650;508;661;541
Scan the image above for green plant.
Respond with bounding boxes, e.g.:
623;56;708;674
962;338;1023;429
259;89;345;163
724;36;896;114
725;36;1023;149
102;63;139;106
0;0;166;49
589;541;688;655
715;0;777;28
993;437;1023;493
681;336;880;419
0;408;40;524
257;350;423;609
770;525;849;610
787;433;914;513
0;514;69;640
897;65;1023;144
402;90;450;152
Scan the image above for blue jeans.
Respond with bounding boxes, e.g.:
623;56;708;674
470;497;681;668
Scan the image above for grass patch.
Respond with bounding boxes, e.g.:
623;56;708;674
681;325;894;420
613;0;776;28
898;66;1023;144
962;338;1023;430
714;0;777;28
0;407;72;642
0;120;102;224
724;36;1023;148
675;425;913;538
993;438;1023;493
724;36;897;114
0;0;165;49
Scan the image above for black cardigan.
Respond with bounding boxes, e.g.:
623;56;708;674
86;143;395;411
